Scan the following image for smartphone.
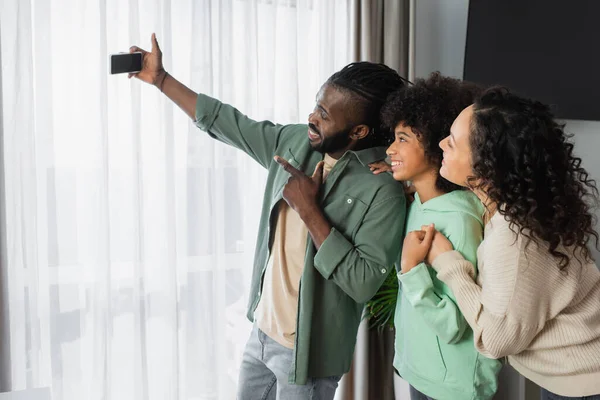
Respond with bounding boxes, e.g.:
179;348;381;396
110;52;143;74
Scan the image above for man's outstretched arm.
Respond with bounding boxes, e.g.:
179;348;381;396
129;33;291;169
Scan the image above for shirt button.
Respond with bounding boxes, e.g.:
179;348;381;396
381;268;387;274
347;198;353;204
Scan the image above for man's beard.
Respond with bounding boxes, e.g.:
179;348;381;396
309;123;353;154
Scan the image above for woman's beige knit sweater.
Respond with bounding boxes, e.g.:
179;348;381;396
432;212;600;397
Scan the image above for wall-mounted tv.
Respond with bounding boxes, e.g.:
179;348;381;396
463;0;600;121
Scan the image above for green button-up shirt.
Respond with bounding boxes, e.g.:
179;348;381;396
195;94;406;384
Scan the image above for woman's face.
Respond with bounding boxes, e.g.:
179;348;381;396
439;105;475;187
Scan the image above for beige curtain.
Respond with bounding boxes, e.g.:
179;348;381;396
349;0;410;77
334;1;410;399
335;322;400;400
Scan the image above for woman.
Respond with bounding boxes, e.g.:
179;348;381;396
403;87;600;399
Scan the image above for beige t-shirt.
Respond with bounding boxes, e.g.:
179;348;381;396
254;154;337;348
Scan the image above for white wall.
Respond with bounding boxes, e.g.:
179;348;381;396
567;120;600;262
414;0;600;263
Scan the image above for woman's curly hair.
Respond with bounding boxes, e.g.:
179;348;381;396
469;87;599;268
381;72;482;193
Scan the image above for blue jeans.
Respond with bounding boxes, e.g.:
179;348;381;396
236;325;341;400
541;388;600;400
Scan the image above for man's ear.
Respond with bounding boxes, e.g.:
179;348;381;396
350;125;371;140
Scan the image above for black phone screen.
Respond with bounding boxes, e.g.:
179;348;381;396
110;53;143;74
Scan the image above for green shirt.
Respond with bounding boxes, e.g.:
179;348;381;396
194;93;406;384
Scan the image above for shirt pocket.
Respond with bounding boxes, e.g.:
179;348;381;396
323;194;368;239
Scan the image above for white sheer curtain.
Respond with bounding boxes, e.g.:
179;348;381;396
0;1;351;399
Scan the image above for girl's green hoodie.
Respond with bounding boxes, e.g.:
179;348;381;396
394;190;502;400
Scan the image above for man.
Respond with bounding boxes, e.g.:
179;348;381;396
130;33;407;399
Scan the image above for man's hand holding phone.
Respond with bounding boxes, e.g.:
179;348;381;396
119;33;199;120
128;33;167;90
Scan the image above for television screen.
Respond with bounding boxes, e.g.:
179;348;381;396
463;0;600;121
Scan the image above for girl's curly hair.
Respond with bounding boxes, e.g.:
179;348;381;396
469;87;599;268
381;72;482;193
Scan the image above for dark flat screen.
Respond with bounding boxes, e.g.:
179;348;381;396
464;0;600;121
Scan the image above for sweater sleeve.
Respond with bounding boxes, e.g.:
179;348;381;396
430;222;557;359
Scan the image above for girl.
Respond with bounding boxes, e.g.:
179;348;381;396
375;73;501;400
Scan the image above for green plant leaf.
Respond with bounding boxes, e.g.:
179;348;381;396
364;268;399;331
